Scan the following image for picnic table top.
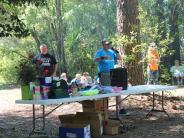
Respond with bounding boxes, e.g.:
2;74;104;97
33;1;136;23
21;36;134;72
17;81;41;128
15;85;177;105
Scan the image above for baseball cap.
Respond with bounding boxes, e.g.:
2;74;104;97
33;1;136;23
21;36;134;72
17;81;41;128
102;38;110;45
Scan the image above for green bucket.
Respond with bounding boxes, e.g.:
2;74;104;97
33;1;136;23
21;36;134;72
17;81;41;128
21;85;33;100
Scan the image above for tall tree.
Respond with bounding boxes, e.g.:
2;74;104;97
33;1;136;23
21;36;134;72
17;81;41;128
156;0;167;40
55;0;67;73
155;0;170;83
167;0;180;66
158;0;181;70
116;0;144;85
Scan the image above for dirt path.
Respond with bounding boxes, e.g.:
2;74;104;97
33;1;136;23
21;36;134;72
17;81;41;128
0;86;184;138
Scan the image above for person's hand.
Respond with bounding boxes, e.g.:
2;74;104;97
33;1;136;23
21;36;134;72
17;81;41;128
101;56;109;60
37;60;42;65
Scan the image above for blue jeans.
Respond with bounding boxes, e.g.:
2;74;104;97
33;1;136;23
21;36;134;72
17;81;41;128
147;70;159;84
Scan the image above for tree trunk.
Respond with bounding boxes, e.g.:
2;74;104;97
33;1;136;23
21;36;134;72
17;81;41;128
157;0;180;68
55;0;67;73
30;27;40;51
156;0;167;41
116;0;144;85
168;2;180;66
161;1;180;70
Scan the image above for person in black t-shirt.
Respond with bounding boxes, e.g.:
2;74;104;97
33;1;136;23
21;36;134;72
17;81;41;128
33;44;57;77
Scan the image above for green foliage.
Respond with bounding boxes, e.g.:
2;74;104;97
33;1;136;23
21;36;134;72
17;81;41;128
111;32;142;63
2;0;46;6
0;37;37;83
17;0;116;77
139;4;172;55
65;42;97;77
62;0;116;77
139;0;184;83
0;51;19;83
15;58;37;85
159;64;171;84
0;0;184;84
0;2;30;37
0;0;116;82
0;0;46;38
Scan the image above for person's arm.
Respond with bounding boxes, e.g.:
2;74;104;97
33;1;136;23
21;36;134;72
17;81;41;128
95;57;102;62
95;56;109;62
111;47;121;60
94;51;109;62
116;53;122;60
156;55;160;63
147;63;151;71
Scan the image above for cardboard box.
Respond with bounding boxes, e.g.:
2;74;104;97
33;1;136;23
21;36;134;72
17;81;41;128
81;99;109;121
59;112;103;138
81;99;108;112
76;112;103;138
103;120;120;135
58;114;76;123
59;123;90;138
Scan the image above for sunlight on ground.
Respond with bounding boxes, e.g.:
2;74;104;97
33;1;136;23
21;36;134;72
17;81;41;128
169;125;184;132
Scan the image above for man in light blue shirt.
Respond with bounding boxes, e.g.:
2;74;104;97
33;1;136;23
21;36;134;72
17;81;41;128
95;40;127;115
95;39;121;85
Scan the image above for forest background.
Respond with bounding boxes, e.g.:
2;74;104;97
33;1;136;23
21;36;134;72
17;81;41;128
0;0;184;85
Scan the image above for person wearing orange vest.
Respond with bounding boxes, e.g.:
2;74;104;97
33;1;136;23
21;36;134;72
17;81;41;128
147;42;160;84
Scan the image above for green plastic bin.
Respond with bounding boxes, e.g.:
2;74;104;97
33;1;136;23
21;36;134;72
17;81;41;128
21;85;33;100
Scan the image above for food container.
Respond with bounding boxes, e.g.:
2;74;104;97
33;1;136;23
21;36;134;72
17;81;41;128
33;86;42;100
41;86;50;99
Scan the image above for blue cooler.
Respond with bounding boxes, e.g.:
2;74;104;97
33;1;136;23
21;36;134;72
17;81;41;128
59;124;91;138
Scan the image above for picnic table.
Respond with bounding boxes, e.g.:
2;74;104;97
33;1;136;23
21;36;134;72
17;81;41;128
15;84;177;137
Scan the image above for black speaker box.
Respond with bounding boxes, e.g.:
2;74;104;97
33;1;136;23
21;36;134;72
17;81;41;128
110;68;128;90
